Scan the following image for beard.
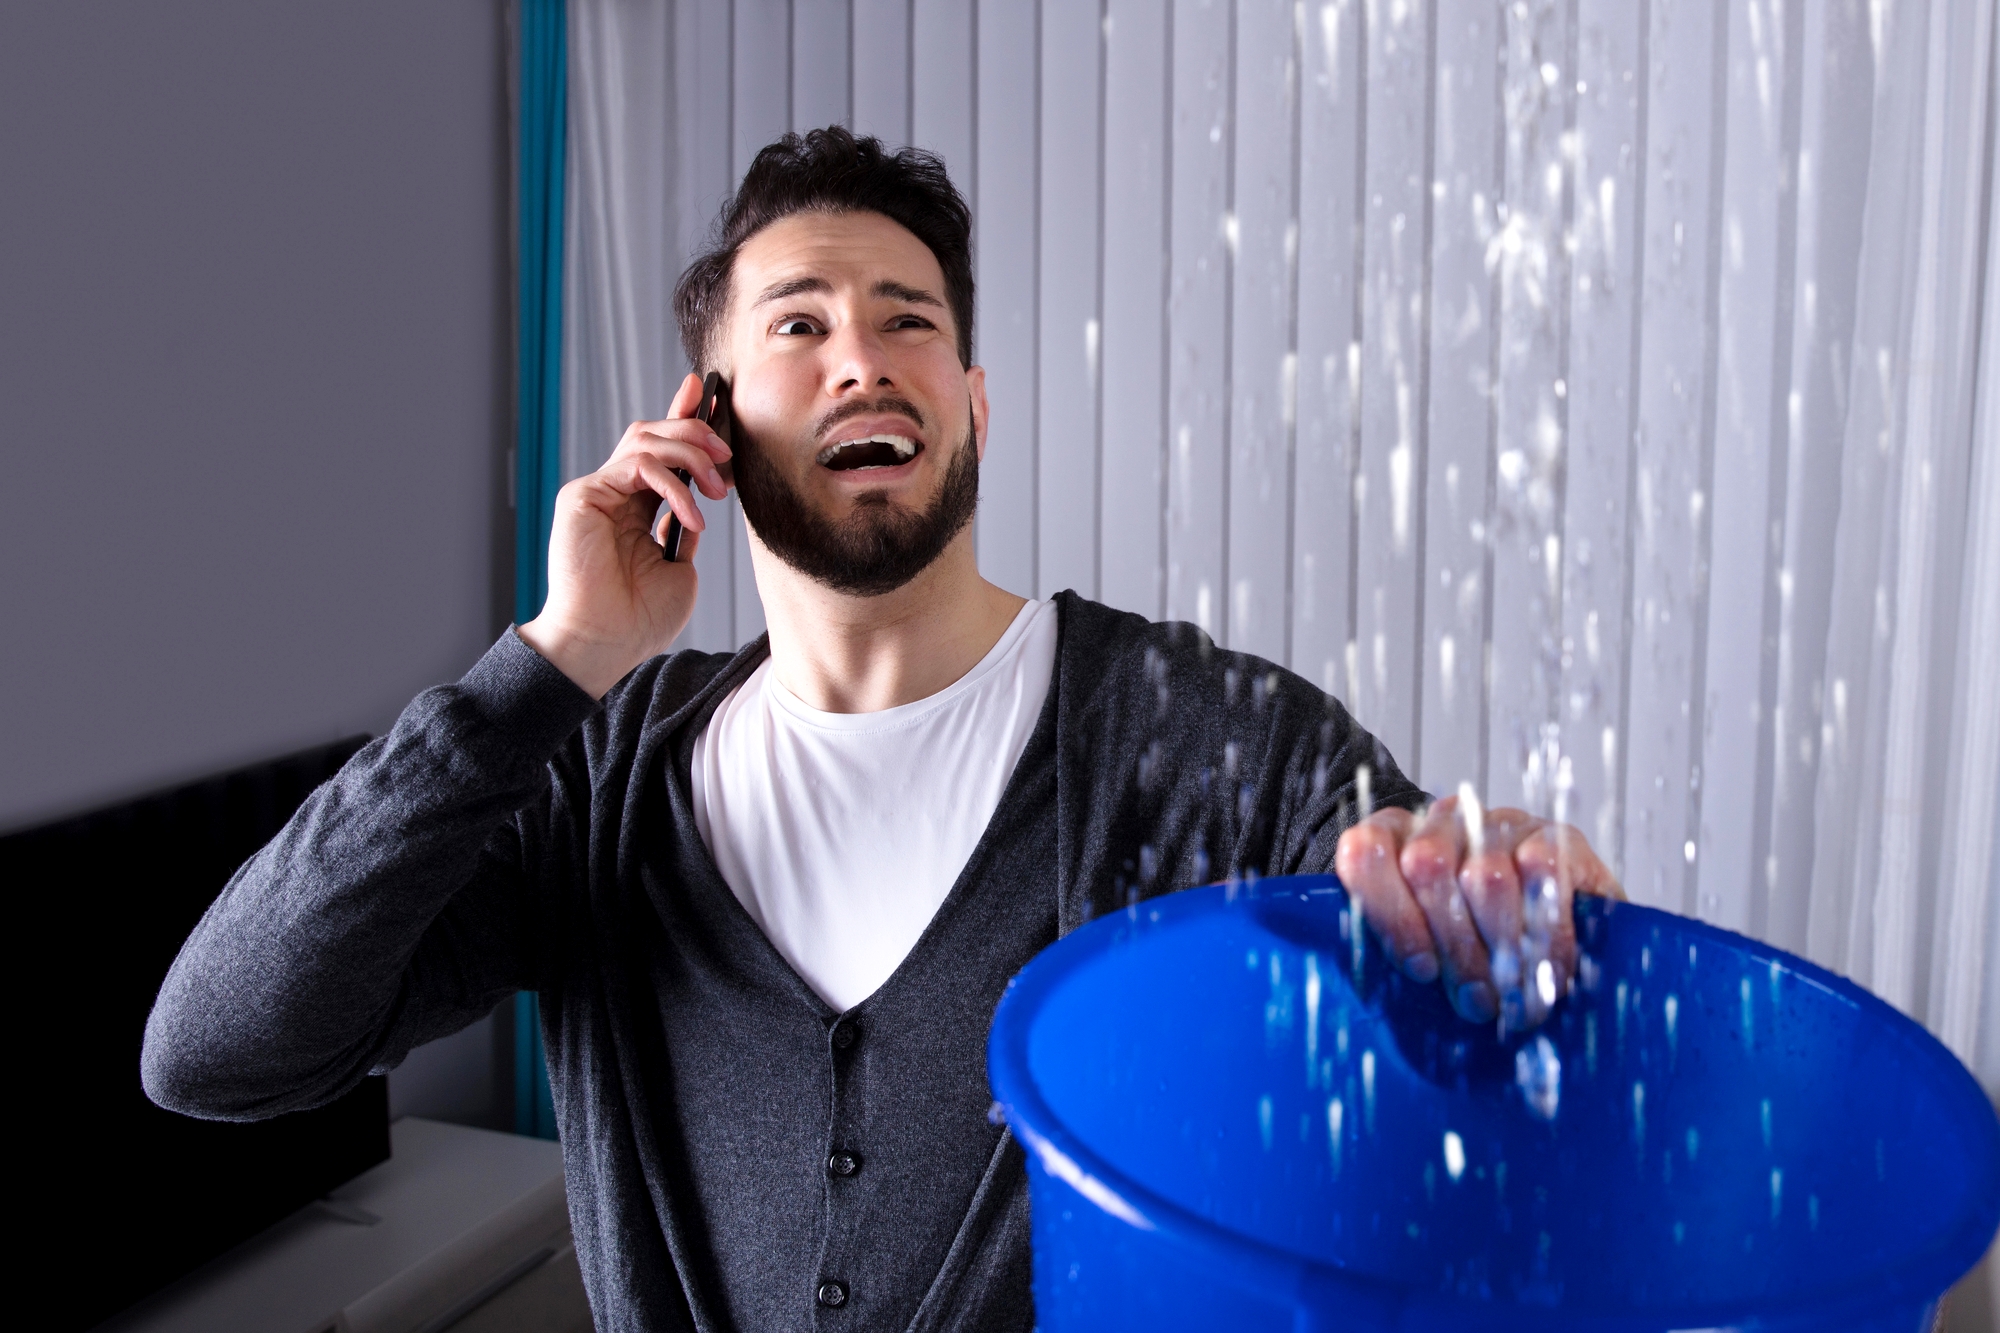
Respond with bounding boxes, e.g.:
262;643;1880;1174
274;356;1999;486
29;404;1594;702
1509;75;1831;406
732;408;980;598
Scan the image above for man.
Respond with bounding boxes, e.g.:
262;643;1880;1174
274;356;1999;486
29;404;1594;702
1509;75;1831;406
145;129;1619;1332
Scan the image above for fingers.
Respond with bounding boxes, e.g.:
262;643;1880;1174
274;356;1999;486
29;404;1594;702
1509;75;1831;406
1334;808;1438;982
668;370;704;419
589;450;711;537
1518;821;1625;902
1513;820;1622;1010
612;422;732;491
1399;798;1504;1022
1339;791;1624;1030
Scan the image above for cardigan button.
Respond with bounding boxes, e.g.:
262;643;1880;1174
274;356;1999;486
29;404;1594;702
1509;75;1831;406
827;1150;860;1177
832;1022;856;1050
817;1280;848;1308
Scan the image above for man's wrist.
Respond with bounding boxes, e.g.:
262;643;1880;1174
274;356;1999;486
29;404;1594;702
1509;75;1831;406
515;619;637;700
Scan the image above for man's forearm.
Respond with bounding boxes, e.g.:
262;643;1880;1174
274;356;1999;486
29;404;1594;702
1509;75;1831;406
140;629;600;1120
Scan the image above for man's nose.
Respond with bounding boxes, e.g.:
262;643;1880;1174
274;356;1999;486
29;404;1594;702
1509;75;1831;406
821;320;897;394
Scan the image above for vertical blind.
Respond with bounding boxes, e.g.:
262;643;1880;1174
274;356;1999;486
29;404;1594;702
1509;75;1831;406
557;0;1999;1090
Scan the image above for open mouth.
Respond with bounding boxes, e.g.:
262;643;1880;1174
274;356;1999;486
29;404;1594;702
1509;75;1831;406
816;433;923;472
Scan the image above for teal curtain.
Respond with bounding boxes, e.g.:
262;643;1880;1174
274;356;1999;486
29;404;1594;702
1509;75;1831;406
513;0;564;1143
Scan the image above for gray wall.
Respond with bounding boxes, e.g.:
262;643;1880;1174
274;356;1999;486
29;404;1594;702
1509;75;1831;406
2;0;514;1126
1;0;512;830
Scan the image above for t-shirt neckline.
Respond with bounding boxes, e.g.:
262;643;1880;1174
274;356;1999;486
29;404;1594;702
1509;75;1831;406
759;598;1050;733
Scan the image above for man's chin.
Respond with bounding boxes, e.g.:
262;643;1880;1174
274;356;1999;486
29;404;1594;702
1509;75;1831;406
738;433;980;597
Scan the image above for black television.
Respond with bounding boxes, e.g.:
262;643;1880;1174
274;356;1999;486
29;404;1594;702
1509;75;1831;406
12;737;390;1331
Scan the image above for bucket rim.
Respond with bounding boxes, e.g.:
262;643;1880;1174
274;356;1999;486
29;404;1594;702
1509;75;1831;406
988;873;2000;1330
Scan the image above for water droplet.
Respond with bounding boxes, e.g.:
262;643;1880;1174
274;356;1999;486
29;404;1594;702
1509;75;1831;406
1456;784;1488;862
1770;1167;1784;1222
1632;1081;1647;1153
1327;1098;1345;1175
1664;993;1679;1062
1443;1130;1466;1182
1305;954;1322;1082
1616;979;1630;1056
1761;1099;1773;1149
1423;1160;1437;1204
1362;1049;1377;1133
1259;1094;1274;1150
1673;1220;1686;1244
1809;1194;1820;1230
1686;1126;1700;1161
1516;1035;1562;1120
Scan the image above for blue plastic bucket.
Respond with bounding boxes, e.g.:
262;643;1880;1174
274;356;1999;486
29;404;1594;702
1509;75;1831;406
988;875;2000;1332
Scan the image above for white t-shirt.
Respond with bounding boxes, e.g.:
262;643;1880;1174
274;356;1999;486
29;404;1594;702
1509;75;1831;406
689;599;1058;1012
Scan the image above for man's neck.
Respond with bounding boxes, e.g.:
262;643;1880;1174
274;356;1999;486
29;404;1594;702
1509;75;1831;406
747;529;1028;713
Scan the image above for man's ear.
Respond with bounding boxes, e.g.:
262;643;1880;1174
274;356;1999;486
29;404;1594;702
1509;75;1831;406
967;365;989;462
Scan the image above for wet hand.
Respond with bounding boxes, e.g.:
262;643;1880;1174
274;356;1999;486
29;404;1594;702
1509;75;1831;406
1332;793;1623;1030
518;371;733;698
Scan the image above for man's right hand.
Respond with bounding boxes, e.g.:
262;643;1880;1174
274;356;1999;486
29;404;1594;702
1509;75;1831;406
518;372;734;699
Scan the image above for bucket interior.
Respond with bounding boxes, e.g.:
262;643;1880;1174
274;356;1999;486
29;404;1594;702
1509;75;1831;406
1020;878;1998;1318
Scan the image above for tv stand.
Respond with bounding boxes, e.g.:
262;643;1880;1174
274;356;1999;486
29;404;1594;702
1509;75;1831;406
96;1119;587;1333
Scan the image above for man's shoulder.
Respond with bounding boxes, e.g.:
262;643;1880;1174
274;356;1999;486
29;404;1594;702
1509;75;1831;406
1052;590;1207;666
1052;591;1312;700
596;636;768;739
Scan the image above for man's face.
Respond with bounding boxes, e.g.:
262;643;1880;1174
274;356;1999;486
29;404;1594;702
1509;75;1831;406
718;210;988;596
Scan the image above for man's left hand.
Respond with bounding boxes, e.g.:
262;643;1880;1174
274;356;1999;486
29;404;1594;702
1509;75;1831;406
1333;795;1624;1030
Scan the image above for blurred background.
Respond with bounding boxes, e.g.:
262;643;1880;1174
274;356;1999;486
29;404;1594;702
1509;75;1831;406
2;0;1995;1320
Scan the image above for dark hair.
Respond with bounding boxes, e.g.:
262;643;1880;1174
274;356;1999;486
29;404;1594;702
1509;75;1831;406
673;126;975;372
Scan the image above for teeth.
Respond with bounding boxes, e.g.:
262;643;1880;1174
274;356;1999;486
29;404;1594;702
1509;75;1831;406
817;433;920;466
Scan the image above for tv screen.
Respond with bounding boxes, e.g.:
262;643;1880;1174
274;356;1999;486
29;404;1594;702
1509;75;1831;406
12;736;391;1331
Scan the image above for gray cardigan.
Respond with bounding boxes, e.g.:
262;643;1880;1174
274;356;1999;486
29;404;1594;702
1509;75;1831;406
143;591;1423;1332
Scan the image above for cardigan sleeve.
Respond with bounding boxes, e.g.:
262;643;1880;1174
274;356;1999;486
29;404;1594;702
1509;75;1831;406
141;629;601;1121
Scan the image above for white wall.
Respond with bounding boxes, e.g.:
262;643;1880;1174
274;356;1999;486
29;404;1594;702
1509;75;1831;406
562;0;1998;1085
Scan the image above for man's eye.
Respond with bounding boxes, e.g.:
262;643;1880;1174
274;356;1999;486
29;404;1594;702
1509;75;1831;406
889;315;933;330
774;317;822;336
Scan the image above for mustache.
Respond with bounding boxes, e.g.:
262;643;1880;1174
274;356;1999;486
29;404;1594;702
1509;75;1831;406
812;394;928;443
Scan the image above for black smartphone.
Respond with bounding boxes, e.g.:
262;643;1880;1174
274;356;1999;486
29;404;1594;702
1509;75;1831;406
664;370;731;562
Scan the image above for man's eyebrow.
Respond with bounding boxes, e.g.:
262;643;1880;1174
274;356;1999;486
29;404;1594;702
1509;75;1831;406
751;275;832;307
873;280;944;308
